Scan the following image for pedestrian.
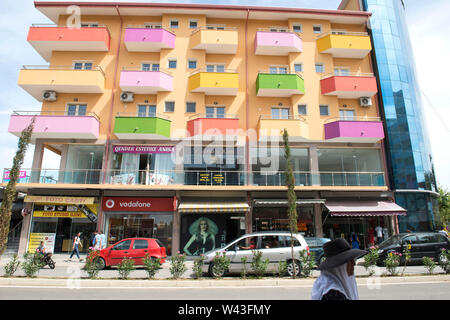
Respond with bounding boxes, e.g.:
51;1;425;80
91;231;97;247
100;231;107;249
351;232;360;249
368;227;375;247
69;232;83;261
94;231;102;250
375;225;383;244
312;238;366;300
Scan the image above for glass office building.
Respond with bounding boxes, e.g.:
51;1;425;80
362;0;440;231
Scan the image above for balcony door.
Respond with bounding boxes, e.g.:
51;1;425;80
269;66;288;74
67;104;87;116
142;63;160;71
339;109;356;121
271;107;290;120
205;106;225;118
137;105;156;117
206;64;225;73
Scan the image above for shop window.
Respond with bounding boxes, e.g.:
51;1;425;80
133;239;149;249
64;145;104;184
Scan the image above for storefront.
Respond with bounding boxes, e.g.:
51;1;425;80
322;200;407;249
178;201;249;256
26;196;98;253
101;196;175;255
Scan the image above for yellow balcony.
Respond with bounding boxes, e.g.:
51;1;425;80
257;115;309;141
191;27;238;54
18;65;105;101
317;31;372;59
188;69;239;96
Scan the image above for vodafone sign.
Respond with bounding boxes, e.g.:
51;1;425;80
102;197;175;212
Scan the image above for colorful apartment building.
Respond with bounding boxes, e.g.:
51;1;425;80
5;1;412;256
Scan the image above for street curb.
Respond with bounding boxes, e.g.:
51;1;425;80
0;275;448;288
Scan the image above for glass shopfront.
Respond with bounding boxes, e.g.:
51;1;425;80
64;145;104;184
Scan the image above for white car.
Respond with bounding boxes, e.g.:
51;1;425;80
201;231;310;277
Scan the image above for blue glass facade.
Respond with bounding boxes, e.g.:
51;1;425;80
362;0;440;231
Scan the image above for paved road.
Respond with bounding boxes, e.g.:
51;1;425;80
0;281;449;300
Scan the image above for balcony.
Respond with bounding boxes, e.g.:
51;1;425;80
186;114;240;138
320;72;378;99
257;115;309;141
27;24;111;62
17;65;106;101
113;113;171;140
119;68;173;94
317;31;372;59
188;69;239;96
324;117;385;143
256;71;305;97
8;111;100;141
255;29;302;56
124;26;175;52
191;27;238;54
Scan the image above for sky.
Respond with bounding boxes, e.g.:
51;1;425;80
0;0;448;188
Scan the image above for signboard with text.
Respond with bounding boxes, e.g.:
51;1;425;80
102;197;176;212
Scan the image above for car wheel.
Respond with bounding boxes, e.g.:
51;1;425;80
94;257;106;270
208;263;226;278
287;260;301;277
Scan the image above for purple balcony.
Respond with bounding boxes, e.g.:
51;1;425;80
124;28;175;52
324;119;384;143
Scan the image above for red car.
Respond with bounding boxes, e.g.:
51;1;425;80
95;238;167;269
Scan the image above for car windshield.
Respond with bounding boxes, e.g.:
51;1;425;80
378;235;402;248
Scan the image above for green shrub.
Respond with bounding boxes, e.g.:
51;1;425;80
299;250;316;278
250;250;269;279
240;256;249;279
423;256;436;275
210;252;230;279
22;253;42;278
439;249;450;274
363;247;379;276
143;254;161;279
117;257;135;280
192;255;205;279
82;250;102;279
384;252;401;276
275;260;288;278
3;254;20;277
170;253;187;279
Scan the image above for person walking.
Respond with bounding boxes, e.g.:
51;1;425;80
100;231;107;249
375;225;383;244
312;238;366;300
93;231;102;250
69;232;83;261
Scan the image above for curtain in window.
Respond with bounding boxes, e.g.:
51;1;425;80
117;153;139;184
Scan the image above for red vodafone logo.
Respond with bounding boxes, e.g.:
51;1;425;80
102;197;175;212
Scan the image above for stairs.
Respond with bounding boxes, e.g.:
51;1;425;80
4;238;20;255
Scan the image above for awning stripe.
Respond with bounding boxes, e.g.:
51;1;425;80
254;199;325;206
325;200;407;217
178;202;249;213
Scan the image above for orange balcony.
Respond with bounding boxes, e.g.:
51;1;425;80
186;114;240;138
320;73;378;99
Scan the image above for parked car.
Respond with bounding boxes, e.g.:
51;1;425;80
201;231;310;277
376;232;450;266
95;238;167;269
304;237;331;267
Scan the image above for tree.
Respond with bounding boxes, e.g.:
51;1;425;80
282;129;298;278
0;117;35;256
438;185;450;227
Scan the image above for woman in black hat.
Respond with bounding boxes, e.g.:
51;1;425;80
312;238;367;300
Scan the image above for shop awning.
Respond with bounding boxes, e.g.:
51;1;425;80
325;200;407;217
253;199;325;206
178;201;250;213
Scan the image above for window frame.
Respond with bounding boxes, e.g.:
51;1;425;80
187;59;197;69
298;104;307;116
66;103;87;116
319;105;330;116
189;20;198;29
186;102;196;113
141;62;160;72
164;101;175;113
73;61;93;70
292;24;302;33
294;63;303;73
167;59;177;69
170;19;179;29
313;24;323;34
271;107;290;119
339;109;356;120
206;64;226;73
137;104;157;117
315;63;325;73
205;105;226;118
269;65;288;74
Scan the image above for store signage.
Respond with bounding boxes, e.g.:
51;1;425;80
32;204;98;219
102;197;176;212
25;196;95;205
198;172;225;185
28;233;56;254
3;170;27;180
113;145;175;154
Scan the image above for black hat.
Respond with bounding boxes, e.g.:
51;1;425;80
318;238;367;271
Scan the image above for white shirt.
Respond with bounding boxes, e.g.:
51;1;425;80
375;226;383;238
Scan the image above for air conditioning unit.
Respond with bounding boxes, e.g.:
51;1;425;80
120;91;134;103
360;97;372;107
43;91;57;101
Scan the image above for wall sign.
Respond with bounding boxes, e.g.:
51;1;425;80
113;145;175;154
102;197;176;212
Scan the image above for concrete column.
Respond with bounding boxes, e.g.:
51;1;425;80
30;141;44;183
314;203;324;238
246;192;253;234
18;203;33;255
57;144;69;183
171;192;181;255
309;145;320;186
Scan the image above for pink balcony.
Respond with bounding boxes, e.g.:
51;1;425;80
27;25;110;62
119;69;173;94
324;118;384;143
255;30;302;56
124;28;175;52
320;73;378;99
8;111;100;141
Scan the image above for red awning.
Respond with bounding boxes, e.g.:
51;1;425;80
325;201;407;217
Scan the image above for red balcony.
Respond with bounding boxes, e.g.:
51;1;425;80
320;73;378;99
186;114;240;138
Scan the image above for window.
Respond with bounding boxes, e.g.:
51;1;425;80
259;236;281;249
168;59;177;69
73;62;93;70
113;240;132;251
206;64;225;73
81;22;99;27
319;105;329;116
141;63;160;71
402;235;418;244
144;23;162;29
269;66;288;74
188;59;197;69
206;24;226;30
269;26;289;32
67;104;87;116
298;104;307;115
137;105;156;117
293;24;302;33
186;102;196;113
205;106;225;118
313;24;322;34
133;240;148;249
334;67;350;76
279;236;301;247
170;20;179;29
294;64;303;73
189;20;198;29
339;109;355;120
271;108;290;119
165;101;175;113
315;63;325;73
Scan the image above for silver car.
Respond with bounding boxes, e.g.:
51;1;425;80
201;231;309;277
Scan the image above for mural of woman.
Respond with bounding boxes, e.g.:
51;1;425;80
183;217;218;256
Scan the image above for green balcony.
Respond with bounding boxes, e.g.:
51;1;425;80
114;115;171;140
256;72;305;97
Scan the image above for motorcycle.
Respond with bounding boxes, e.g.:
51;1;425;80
39;253;56;269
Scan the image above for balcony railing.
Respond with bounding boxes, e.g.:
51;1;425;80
324;116;381;123
12;110;100;121
191;26;238;35
121;66;172;75
188;113;239;120
3;168;385;187
189;68;238;76
317;30;369;39
22;65;106;77
321;72;375;80
116;112;170;120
